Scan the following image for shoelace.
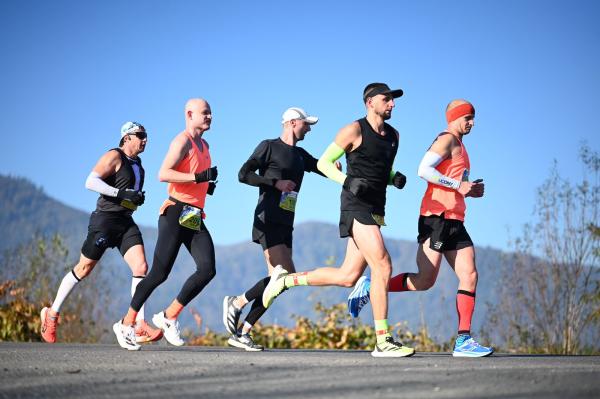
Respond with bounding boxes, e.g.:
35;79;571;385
137;325;151;337
170;320;181;336
43;316;58;333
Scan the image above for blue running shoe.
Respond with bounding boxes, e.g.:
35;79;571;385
452;335;494;357
347;276;371;317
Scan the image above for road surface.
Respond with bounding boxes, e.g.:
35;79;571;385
1;342;599;398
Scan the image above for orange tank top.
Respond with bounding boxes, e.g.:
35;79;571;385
160;133;211;214
419;133;470;221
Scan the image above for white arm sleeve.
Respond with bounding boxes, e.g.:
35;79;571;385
85;171;119;197
417;151;460;190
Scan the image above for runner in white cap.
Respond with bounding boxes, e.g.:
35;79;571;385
222;107;338;351
40;121;162;348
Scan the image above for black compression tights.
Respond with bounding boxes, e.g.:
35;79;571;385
242;277;270;326
130;203;216;311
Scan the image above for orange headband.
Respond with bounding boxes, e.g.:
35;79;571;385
446;103;475;123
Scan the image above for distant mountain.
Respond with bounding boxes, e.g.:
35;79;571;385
0;174;504;341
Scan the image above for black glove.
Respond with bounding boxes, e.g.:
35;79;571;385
391;172;407;189
343;176;369;197
195;166;218;183
116;189;144;206
207;181;217;195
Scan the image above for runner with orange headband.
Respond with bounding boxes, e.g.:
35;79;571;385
113;98;218;350
348;99;493;357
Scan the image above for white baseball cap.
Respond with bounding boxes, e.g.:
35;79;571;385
120;121;146;138
281;107;319;125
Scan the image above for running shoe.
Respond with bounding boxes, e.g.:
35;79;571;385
228;333;264;352
223;296;242;336
452;335;494;357
347;276;371;318
262;265;288;308
113;320;141;351
40;307;58;343
135;319;163;343
371;336;416;358
152;312;184;346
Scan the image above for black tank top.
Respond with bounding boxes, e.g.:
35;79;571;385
340;118;398;215
96;148;145;213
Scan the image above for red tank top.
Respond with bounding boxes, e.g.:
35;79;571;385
160;133;211;214
420;133;470;221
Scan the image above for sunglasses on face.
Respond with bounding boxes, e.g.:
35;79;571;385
128;131;147;140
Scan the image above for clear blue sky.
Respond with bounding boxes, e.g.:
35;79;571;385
1;0;598;251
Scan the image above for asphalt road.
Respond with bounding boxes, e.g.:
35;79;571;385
1;342;599;399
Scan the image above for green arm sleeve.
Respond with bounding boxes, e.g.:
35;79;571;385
317;142;347;185
388;169;395;185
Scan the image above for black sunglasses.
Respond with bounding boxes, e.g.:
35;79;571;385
128;131;147;139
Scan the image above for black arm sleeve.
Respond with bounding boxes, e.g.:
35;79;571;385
300;148;326;177
238;141;276;187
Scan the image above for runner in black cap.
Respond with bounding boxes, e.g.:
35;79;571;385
262;83;415;357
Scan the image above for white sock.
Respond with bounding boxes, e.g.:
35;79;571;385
131;276;145;322
234;294;248;309
51;271;80;313
241;321;253;335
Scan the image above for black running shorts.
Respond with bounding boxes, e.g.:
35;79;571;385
252;219;293;250
417;214;473;253
81;211;143;260
339;210;383;238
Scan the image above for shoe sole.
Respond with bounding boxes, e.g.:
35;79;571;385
452;350;494;358
371;349;416;358
348;276;367;299
152;313;184;346
112;323;141;351
348;276;371;318
262;266;287;308
40;307;56;343
227;337;264;352
222;296;237;335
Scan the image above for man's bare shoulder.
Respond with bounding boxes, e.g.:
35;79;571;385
100;149;121;163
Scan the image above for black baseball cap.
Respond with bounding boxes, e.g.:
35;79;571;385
363;83;404;103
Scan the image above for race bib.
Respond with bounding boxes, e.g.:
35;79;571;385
179;205;203;231
279;191;298;212
120;199;138;211
371;214;386;226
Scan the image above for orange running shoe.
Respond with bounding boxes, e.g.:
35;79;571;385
40;307;58;343
135;319;163;343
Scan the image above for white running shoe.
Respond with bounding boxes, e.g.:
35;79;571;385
223;296;242;336
228;333;264;352
113;320;141;351
152;312;184;346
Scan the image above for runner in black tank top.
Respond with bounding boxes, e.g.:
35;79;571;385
222;107;336;351
341;117;398;215
40;122;162;349
261;83;414;357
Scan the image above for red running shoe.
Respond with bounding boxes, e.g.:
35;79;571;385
135;319;163;343
40;307;58;343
